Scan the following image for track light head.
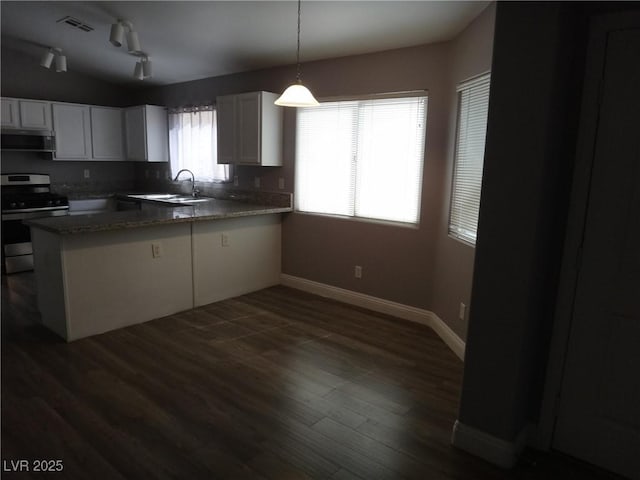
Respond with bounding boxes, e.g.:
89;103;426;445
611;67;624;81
109;21;125;47
142;57;152;78
55;54;67;73
133;61;144;80
40;49;55;69
126;30;142;54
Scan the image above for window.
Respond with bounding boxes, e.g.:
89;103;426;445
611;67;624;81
168;106;230;182
449;73;491;245
295;95;427;225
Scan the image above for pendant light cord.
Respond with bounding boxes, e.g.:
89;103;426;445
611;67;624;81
296;0;302;83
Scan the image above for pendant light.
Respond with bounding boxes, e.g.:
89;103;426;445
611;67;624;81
274;0;318;107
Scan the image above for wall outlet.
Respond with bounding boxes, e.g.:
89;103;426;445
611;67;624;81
354;265;363;279
151;243;162;258
155;170;160;179
221;233;230;247
459;302;467;321
254;177;261;188
278;177;285;190
233;175;239;187
83;169;90;179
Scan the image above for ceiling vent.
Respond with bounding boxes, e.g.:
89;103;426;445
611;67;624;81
56;16;94;33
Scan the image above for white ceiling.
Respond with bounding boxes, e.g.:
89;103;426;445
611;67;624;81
1;1;489;86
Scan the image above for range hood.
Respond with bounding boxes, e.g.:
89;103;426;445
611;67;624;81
1;129;56;152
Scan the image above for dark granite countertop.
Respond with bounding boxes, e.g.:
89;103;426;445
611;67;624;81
26;198;292;235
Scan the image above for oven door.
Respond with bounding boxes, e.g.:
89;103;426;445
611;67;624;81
1;209;68;274
1;216;33;273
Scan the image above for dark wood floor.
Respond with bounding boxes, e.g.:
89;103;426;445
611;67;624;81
1;273;623;479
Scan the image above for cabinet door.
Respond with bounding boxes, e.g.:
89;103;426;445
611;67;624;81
144;106;169;162
1;98;20;127
124;106;147;161
52;104;91;160
216;95;235;164
90;107;123;160
19;100;52;130
236;93;261;164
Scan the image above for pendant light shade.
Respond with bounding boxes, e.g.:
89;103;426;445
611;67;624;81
275;0;318;107
275;83;318;107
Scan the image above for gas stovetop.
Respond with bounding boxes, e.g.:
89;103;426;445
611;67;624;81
1;192;69;212
1;173;69;213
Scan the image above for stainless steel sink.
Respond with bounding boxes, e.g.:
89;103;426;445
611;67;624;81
167;197;213;204
128;193;215;205
129;193;180;200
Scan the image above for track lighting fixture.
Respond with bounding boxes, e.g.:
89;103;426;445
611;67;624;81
40;48;66;73
109;19;142;54
133;55;152;80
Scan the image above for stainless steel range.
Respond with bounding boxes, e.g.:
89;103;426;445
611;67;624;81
1;173;69;273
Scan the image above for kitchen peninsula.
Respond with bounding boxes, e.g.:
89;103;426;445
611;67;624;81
27;193;291;341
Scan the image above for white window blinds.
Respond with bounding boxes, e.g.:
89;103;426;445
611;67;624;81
449;73;491;245
296;95;427;224
168;107;230;182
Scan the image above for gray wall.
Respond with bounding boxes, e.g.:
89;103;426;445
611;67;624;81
1;6;495;341
1;47;136;106
134;4;495;340
0;46;137;195
431;4;495;339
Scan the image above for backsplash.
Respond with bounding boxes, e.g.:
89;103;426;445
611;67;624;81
1;152;291;206
1;151;135;196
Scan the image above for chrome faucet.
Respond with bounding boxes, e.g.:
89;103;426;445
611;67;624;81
173;169;199;197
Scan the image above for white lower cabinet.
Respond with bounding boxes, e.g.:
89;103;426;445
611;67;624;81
33;223;193;341
192;215;282;306
31;214;283;341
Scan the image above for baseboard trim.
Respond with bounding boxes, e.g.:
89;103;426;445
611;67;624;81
280;274;465;361
451;420;528;468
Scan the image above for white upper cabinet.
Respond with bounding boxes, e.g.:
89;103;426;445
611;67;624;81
1;98;19;127
124;105;169;162
90;107;124;160
216;95;235;164
52;103;92;160
1;97;52;130
216;91;283;166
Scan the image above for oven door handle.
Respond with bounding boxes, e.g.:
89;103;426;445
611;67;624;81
2;205;69;214
2;209;69;221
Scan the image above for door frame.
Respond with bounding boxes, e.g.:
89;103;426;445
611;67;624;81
536;10;640;450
